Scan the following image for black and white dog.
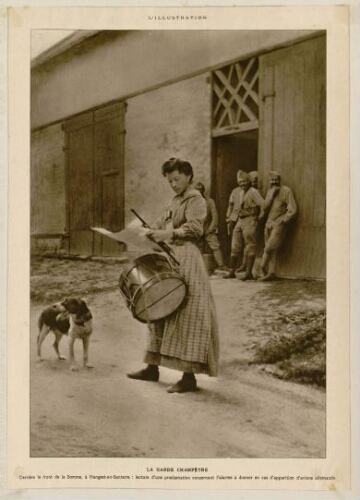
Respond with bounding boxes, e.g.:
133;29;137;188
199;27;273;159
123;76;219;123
37;298;93;371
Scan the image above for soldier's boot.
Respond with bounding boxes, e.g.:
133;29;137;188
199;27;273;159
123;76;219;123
239;256;256;281
213;249;229;271
260;252;276;281
260;252;269;278
259;253;277;281
223;256;237;279
236;257;247;273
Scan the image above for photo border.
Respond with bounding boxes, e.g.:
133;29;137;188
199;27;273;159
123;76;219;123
2;2;359;499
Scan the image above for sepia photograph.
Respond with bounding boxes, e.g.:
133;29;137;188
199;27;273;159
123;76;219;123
30;28;326;459
3;3;358;498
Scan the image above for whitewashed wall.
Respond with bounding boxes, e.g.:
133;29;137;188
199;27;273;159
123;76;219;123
124;73;212;226
31;30;317;129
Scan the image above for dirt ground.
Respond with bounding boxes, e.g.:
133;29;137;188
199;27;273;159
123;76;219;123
30;256;326;458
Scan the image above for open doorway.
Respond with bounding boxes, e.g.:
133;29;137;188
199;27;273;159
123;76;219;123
212;129;258;264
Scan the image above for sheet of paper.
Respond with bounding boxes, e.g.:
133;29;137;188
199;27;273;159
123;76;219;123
91;225;159;252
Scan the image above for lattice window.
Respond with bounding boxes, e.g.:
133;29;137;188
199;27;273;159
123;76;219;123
212;57;259;137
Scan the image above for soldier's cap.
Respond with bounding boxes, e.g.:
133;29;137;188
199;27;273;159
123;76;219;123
237;170;250;182
268;170;281;180
194;181;205;193
249;171;258;180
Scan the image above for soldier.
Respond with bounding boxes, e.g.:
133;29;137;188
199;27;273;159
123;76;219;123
194;182;228;271
226;170;244;238
224;170;246;278
237;170;260;273
259;171;297;281
249;170;258;189
224;172;264;280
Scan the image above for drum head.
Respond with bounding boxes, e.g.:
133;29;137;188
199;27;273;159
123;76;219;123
132;273;186;323
134;253;171;270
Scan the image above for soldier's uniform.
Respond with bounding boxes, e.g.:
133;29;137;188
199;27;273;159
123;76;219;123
225;172;264;279
237;170;262;272
194;182;228;271
226;183;243;237
260;171;297;280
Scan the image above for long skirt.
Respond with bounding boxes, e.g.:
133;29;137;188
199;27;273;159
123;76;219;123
144;242;219;376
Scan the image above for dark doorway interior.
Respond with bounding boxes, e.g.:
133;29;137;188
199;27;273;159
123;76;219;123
212;130;258;263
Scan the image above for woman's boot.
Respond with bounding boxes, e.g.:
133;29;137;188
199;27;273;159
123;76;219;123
127;364;159;382
167;372;197;393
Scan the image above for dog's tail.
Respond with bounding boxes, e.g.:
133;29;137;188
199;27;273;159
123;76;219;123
37;314;44;341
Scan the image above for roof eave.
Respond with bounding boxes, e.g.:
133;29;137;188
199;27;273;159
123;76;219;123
31;30;100;69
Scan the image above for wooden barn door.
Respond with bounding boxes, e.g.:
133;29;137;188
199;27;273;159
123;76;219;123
93;103;125;256
258;35;326;278
64;102;126;256
64;112;94;255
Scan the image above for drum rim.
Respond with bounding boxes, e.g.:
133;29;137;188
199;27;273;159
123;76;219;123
119;252;176;286
136;271;185;289
125;252;171;270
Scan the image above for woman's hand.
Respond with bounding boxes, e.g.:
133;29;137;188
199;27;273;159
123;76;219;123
138;226;151;239
146;229;173;243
